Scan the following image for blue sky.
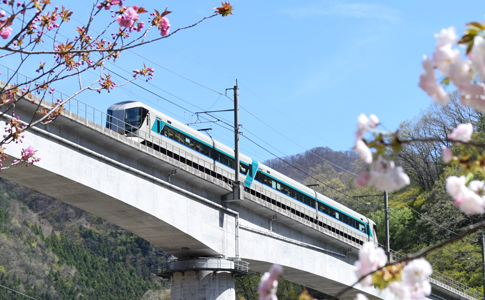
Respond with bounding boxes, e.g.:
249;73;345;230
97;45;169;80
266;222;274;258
2;0;485;162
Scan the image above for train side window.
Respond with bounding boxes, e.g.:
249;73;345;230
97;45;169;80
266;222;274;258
240;164;248;175
359;224;366;232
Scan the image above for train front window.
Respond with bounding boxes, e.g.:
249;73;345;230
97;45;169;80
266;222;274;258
125;107;148;130
106;109;113;128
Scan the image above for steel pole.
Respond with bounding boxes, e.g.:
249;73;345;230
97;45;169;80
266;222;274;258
481;232;485;300
385;191;390;261
233;83;241;200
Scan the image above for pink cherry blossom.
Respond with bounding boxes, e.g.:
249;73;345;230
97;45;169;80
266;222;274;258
469;36;485;82
258;265;283;300
388;258;432;300
354;242;387;286
366;158;410;192
449;58;473;90
22;146;35;158
459;180;485;215
459;84;485;113
402;258;432;284
446;176;467;199
160;17;171;37
432;45;459;77
408;281;432;300
0;26;12;39
419;55;449;104
442;146;452;163
117;7;138;28
354;294;368;300
0;10;5;18
448;123;473;143
446;176;485;215
136;21;144;32
354;139;372;164
434;26;457;48
388;282;410;300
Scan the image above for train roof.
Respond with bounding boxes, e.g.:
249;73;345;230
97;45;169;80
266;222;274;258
109;101;373;225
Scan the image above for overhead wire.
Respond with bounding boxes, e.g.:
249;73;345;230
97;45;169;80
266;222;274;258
0;283;39;300
10;3;480;293
32;7;468;248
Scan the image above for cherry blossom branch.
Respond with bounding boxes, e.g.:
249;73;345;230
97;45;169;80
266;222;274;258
0;13;219;55
328;219;485;300
378;136;485;149
3;4;45;49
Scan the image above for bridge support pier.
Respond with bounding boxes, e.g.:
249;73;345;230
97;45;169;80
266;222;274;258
158;257;249;300
170;270;235;300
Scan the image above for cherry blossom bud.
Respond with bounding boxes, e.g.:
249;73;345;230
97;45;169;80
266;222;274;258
442;146;452;163
354;140;372;164
354;172;370;188
258;265;282;300
368;114;379;128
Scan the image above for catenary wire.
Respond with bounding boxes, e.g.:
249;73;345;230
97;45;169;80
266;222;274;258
26;9;469;247
0;283;39;300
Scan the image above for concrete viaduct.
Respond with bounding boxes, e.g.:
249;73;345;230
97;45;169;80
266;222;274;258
0;79;481;300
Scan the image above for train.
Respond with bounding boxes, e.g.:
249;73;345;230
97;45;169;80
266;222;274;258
106;101;378;247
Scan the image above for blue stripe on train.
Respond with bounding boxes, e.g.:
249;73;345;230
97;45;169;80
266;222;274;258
244;159;259;188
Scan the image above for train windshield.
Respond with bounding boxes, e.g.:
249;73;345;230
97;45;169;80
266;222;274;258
125;107;148;131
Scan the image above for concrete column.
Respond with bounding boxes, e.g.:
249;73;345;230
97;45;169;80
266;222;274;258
158;257;248;300
170;270;235;300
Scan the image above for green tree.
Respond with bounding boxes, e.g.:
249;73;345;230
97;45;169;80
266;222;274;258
371;207;417;252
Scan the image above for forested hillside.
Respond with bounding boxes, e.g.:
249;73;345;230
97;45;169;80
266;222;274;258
0;178;169;300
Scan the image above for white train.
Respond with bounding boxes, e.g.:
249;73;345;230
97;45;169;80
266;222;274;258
106;101;378;246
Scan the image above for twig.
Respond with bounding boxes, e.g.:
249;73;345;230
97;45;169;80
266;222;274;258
328;219;485;300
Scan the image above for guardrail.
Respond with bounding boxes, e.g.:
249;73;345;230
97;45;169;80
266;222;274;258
389;249;482;300
1;63;481;300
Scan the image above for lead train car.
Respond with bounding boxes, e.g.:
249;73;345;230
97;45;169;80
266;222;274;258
106;101;378;247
